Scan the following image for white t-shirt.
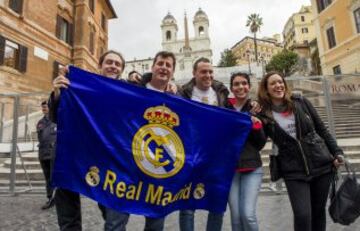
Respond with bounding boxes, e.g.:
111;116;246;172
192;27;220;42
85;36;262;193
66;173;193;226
191;86;218;106
272;111;297;138
146;83;164;92
233;105;244;112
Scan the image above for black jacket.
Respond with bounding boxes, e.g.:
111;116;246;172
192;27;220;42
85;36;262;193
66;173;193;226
37;115;57;160
260;96;343;180
226;99;267;169
179;78;229;107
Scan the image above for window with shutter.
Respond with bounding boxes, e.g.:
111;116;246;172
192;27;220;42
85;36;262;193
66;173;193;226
89;31;95;55
89;0;95;13
101;13;107;31
4;40;19;69
354;8;360;34
56;15;72;45
9;0;23;14
53;61;64;79
0;35;5;65
18;45;27;73
1;38;26;72
326;27;336;49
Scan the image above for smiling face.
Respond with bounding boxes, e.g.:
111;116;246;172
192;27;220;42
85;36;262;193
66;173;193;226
231;75;250;101
100;53;124;79
151;55;174;85
193;61;214;91
266;74;286;104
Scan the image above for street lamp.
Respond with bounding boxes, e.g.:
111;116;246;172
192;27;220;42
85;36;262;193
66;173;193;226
246;49;252;75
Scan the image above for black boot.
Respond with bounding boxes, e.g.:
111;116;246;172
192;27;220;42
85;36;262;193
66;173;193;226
41;198;55;210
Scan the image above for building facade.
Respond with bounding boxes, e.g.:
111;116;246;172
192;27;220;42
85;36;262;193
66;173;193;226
283;5;316;58
310;0;360;75
124;8;213;80
231;35;283;67
0;0;116;94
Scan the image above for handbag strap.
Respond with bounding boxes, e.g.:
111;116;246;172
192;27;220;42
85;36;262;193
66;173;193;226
329;159;356;200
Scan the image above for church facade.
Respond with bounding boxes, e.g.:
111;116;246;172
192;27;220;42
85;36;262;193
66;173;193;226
124;9;213;80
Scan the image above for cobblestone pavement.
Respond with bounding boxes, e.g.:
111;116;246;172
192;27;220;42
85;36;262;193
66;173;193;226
0;193;359;231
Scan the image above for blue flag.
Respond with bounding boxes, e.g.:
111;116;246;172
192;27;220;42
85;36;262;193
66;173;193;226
52;66;252;218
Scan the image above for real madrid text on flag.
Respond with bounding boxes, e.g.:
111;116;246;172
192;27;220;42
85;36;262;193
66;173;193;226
52;66;252;217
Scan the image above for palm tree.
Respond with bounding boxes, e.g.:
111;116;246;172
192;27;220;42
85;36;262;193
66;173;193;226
246;13;263;63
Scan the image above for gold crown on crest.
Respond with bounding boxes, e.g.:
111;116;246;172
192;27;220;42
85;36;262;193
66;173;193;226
144;105;180;128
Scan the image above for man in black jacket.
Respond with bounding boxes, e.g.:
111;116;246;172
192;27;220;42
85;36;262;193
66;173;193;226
37;101;56;210
50;50;176;231
178;57;229;231
51;50;130;231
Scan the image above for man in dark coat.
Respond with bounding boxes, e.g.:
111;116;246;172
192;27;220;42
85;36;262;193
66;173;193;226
36;101;57;209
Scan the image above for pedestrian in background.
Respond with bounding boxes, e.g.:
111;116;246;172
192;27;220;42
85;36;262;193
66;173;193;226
127;70;142;83
36;101;56;210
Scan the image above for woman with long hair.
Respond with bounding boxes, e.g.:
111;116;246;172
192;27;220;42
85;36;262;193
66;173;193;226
227;72;267;231
257;71;344;231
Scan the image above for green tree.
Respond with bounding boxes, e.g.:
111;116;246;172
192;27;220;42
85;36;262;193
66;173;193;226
246;13;263;62
266;50;298;76
218;49;237;67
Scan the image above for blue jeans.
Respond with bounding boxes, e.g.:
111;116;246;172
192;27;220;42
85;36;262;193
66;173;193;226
228;167;263;231
179;210;223;231
98;204;165;231
98;204;129;231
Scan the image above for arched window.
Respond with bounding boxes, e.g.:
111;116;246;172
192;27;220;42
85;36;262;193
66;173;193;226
166;31;171;40
199;26;204;36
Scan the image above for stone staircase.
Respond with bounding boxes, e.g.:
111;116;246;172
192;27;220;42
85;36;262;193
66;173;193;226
315;105;360;139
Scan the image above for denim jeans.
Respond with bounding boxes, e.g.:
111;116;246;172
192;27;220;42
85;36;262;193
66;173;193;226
228;167;263;231
98;204;129;231
98;204;165;231
179;210;224;231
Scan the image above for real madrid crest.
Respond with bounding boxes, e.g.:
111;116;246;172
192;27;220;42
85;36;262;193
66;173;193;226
85;166;100;187
132;105;185;179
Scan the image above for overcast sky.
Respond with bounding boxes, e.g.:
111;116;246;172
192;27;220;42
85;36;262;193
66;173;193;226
108;0;311;64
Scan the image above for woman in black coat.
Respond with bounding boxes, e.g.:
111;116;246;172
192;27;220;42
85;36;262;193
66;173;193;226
257;71;344;231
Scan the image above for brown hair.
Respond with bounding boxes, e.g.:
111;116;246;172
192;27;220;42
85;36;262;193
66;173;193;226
193;57;211;71
230;72;251;89
257;71;293;113
152;51;176;70
98;50;125;71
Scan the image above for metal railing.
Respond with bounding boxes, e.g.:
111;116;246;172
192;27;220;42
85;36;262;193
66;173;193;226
0;92;49;195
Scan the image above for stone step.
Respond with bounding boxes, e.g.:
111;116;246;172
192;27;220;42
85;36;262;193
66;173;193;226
2;160;40;169
319;112;360;116
260;143;360;154
261;158;360;174
0;179;45;187
337;133;360;139
0;186;45;194
260;151;360;163
334;132;360;137
0;168;44;181
331;123;360;127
